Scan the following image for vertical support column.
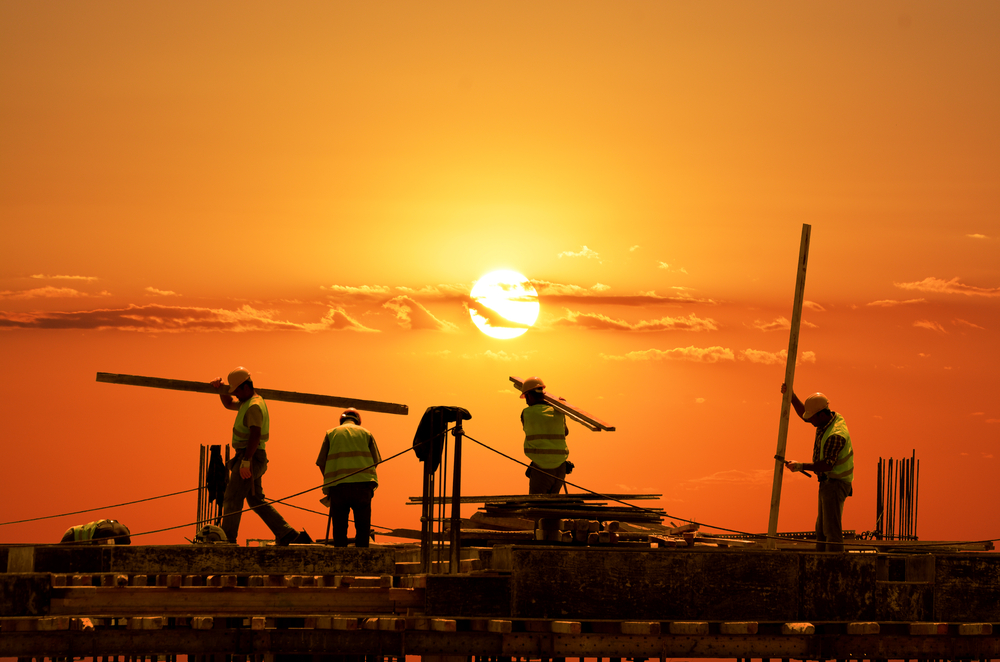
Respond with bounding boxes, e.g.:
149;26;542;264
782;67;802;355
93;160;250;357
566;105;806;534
420;458;435;574
767;223;811;549
449;418;464;574
196;444;206;538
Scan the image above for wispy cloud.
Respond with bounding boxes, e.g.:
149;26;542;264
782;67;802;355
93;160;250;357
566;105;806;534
914;320;947;333
739;349;816;365
657;262;689;274
679;469;772;491
0;287;111;300
555;310;718;332
953;318;985;330
533;280;716;306
966;234;989;239
0;303;376;332
987;419;1000;424
383;296;458;331
557;245;601;261
601;346;735;363
629;245;640;252
394;284;470;300
803;301;826;312
750;317;817;331
867;298;925;307
145;287;179;297
895;277;1000;298
30;274;99;282
321;284;392;302
460;350;531;361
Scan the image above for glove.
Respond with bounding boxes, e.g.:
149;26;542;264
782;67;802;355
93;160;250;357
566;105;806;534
564;461;575;475
785;461;804;473
239;459;252;479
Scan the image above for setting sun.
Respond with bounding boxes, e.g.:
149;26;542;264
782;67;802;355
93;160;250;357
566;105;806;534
468;270;540;339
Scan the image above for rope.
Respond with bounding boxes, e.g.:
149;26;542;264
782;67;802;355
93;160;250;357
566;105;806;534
0;487;201;527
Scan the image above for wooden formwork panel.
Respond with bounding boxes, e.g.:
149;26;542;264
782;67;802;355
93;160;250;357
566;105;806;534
934;554;1000;622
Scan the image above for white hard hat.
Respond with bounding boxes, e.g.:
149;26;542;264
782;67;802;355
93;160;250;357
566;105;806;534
520;376;546;399
227;366;251;394
803;392;830;420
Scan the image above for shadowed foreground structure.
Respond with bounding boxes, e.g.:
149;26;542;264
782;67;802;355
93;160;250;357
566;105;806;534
3;543;1000;660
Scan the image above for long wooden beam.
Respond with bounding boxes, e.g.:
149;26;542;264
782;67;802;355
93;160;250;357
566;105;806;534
509;376;614;431
96;373;408;416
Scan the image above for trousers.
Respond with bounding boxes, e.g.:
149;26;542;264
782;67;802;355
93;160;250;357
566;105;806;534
326;481;376;547
528;461;567;494
815;478;852;552
220;448;295;544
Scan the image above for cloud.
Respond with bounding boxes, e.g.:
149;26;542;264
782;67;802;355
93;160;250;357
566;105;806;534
913;320;946;333
966;234;988;239
321;284;392;302
533;279;716;306
145;287;179;297
987;419;1000;424
739;348;816;365
30;274;99;282
750;317;817;331
803;301;826;312
554;310;718;332
460;350;531;361
679;469;772;491
601;346;736;363
591;283;611;292
557;245;601;261
629;245;640;252
895;277;1000;297
657;262;689;274
953;318;985;330
383;296;458;331
0;286;111;300
394;284;470;301
695;397;705;404
0;303;376;333
867;298;925;307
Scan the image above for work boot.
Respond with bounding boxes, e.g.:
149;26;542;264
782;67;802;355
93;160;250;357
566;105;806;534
276;529;298;546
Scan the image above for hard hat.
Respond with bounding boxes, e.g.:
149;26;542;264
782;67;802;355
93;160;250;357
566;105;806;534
341;408;361;424
802;392;830;420
195;525;228;543
520;376;546;399
227;366;251;394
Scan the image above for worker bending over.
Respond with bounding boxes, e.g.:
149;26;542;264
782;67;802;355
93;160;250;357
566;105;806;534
61;519;131;545
520;376;570;494
781;383;854;552
317;408;381;547
211;367;298;546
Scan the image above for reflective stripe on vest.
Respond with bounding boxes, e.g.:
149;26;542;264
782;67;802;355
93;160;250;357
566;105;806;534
820;413;854;483
73;521;100;542
523;405;568;469
324;423;378;487
232;395;269;450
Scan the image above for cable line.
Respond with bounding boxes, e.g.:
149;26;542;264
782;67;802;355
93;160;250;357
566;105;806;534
0;487;201;527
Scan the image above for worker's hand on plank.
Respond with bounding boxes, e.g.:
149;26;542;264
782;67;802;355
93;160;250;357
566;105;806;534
784;460;804;473
210;378;224;390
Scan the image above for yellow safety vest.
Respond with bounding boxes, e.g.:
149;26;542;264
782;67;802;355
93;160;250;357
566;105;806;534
323;422;379;489
523;405;569;469
232;395;269;450
819;413;854;483
72;521;101;542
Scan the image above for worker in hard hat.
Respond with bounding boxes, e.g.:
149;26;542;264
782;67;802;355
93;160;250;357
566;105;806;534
316;408;381;547
60;519;131;545
210;367;299;546
520;377;570;494
781;383;854;552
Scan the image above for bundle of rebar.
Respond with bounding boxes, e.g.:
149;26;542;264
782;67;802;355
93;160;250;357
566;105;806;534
875;451;919;541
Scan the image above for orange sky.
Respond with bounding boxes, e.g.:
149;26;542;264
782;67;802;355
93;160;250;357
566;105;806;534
2;2;998;547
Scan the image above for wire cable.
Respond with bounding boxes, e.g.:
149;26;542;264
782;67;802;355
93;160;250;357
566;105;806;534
0;487;201;527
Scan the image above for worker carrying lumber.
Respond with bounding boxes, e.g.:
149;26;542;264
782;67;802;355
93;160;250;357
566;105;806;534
520;376;571;494
316;408;381;547
781;383;854;552
210;366;299;546
60;519;131;545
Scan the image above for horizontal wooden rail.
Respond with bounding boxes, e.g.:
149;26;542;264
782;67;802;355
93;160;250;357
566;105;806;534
509;376;614;431
97;373;408;416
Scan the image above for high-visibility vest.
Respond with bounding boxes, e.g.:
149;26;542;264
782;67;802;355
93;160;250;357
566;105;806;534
522;405;569;469
819;413;854;483
72;521;101;542
323;422;379;489
232;395;269;450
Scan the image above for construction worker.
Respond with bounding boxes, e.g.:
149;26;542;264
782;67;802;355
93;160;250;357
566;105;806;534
781;383;854;552
520;377;570;494
316;408;381;547
211;367;298;546
60;519;131;545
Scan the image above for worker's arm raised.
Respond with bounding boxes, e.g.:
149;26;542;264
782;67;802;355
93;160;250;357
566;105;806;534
210;378;241;411
780;383;805;419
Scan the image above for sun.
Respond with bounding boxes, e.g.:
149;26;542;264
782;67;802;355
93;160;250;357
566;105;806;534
469;270;540;339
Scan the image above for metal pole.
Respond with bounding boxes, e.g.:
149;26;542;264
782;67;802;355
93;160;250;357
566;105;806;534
196;445;206;538
450;418;464;574
767;224;812;548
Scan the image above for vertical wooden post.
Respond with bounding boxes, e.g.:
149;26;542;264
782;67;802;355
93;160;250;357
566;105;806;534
449;418;464;574
766;223;812;548
196;445;206;537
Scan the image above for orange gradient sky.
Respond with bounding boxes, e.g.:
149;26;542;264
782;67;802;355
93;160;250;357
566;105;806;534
2;2;998;547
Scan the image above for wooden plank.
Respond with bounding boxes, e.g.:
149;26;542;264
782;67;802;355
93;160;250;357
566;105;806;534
720;621;758;635
430;618;457;632
909;622;949;635
959;623;993;635
767;223;811;548
6;547;34;573
551;620;582;634
669;621;709;635
846;621;880;635
621;621;660;635
48;586;423;616
96;372;408;416
408;493;661;504
782;622;816;635
510;376;615;431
